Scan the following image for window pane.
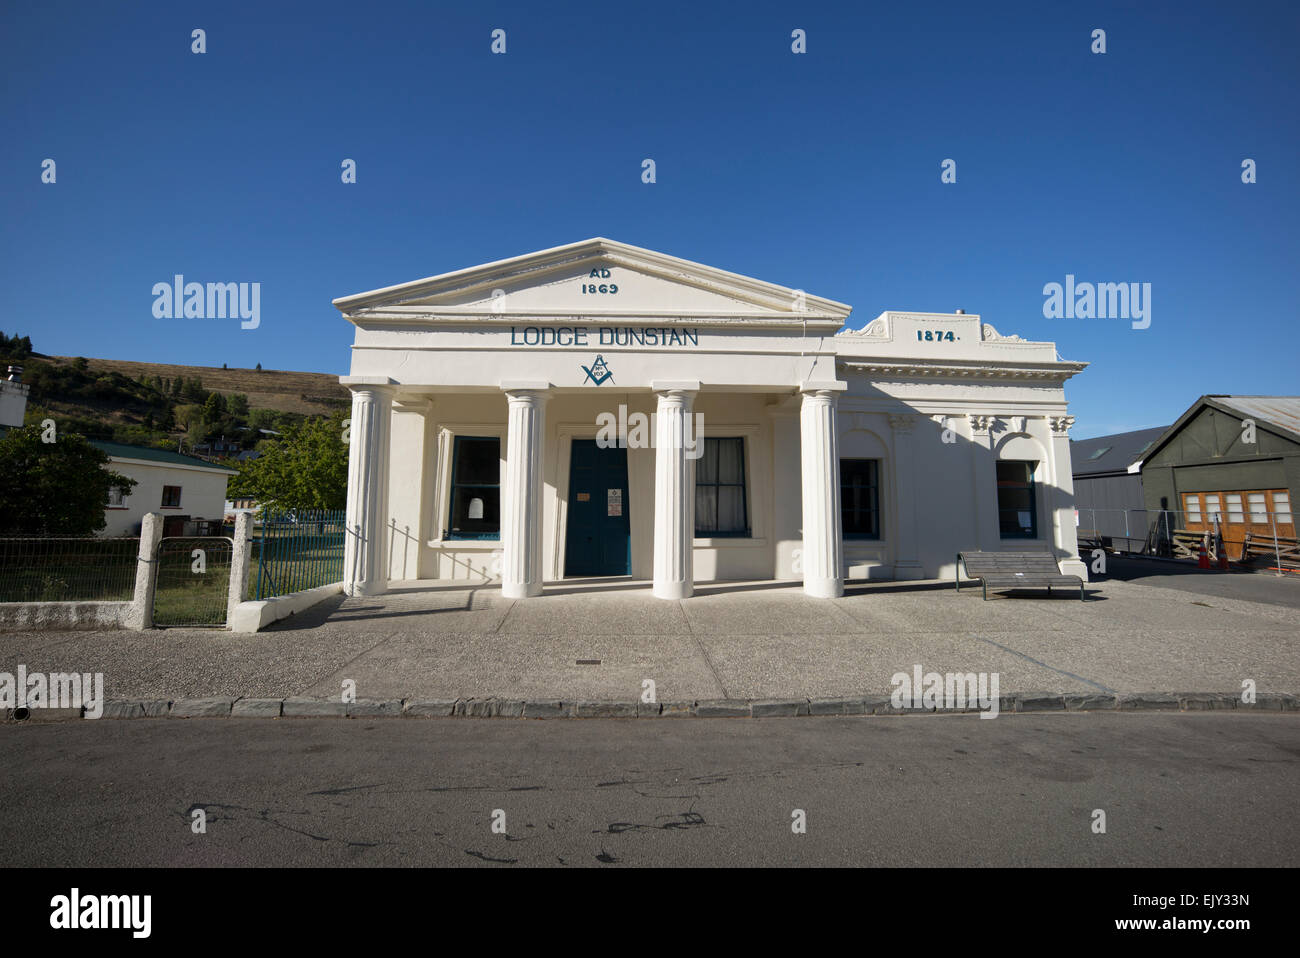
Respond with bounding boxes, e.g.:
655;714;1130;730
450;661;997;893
450;487;499;535
841;458;880;538
448;437;501;537
1274;492;1293;524
1205;495;1221;521
996;460;1037;538
1185;494;1201;522
1226;494;1244;522
717;485;746;532
696;440;717;483
695;485;718;532
455;438;500;484
694;438;748;536
1248;493;1267;523
716;438;743;483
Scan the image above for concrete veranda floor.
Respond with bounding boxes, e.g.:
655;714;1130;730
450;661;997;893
1;574;1297;702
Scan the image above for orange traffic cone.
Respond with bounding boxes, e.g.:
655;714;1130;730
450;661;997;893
1198;541;1210;569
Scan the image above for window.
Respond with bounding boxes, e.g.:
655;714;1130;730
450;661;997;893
996;460;1038;539
841;459;881;539
1205;494;1222;523
695;437;749;537
1184;494;1202;523
161;485;182;508
107;486;128;508
1248;493;1268;524
1226;493;1244;523
1274;492;1293;525
1086;446;1111;461
446;436;500;539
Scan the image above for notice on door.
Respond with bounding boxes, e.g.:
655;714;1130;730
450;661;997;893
607;488;623;516
576;492;590;502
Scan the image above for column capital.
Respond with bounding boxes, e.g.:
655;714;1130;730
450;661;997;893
799;380;848;399
340;375;397;393
1049;415;1076;436
651;379;701;396
968;414;997;435
500;381;552;401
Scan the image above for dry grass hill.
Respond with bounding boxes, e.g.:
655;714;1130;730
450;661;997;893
52;356;350;416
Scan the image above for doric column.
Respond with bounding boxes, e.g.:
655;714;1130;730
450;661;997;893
342;379;395;597
800;381;847;598
651;381;700;599
889;413;924;580
500;382;550;598
1048;415;1088;580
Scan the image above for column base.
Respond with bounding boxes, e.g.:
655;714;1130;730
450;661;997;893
345;580;389;598
1058;557;1090;582
803;577;844;599
502;581;543;599
653;580;693;600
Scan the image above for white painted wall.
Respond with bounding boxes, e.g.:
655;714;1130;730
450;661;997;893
102;459;232;536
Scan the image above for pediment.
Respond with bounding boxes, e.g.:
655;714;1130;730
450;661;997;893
334;238;852;326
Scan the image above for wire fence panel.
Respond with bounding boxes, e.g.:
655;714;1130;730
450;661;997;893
152;537;233;628
254;510;347;600
0;537;139;603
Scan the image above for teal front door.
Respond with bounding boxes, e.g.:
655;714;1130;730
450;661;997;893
564;440;631;576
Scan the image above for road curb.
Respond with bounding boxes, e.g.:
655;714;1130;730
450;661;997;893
4;691;1297;722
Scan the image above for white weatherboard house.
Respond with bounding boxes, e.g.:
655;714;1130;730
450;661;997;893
92;441;237;536
336;238;1088;599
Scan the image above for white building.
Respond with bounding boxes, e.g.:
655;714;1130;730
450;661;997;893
335;238;1088;599
92;441;237;536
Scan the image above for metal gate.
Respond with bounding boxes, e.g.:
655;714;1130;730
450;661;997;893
152;536;234;627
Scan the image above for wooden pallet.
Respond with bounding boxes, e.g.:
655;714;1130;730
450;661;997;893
1240;532;1300;569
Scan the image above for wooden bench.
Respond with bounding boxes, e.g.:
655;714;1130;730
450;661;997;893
955;551;1085;600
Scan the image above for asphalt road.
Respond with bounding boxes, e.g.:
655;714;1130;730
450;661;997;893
1;713;1297;867
1101;555;1300;609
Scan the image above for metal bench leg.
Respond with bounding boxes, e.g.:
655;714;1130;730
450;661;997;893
1080;583;1085;601
982;581;987;601
1047;585;1052;597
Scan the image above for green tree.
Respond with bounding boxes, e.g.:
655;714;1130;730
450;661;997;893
0;426;137;534
203;391;226;419
227;393;249;419
227;413;348;511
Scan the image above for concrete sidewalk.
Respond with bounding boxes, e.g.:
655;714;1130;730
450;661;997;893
1;575;1297;705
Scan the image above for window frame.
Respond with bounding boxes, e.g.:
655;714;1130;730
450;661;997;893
161;485;182;509
444;435;502;541
694;436;750;539
840;457;882;540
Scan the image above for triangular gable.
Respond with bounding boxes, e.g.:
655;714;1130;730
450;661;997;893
333;238;852;328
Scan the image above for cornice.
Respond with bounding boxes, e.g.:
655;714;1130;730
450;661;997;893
838;359;1086;382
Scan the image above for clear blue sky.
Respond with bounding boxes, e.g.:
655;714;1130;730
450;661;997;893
3;0;1296;437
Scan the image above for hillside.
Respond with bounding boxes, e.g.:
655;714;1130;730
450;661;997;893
2;343;352;456
52;356;350;416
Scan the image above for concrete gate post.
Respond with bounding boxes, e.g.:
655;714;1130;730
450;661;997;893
127;512;165;630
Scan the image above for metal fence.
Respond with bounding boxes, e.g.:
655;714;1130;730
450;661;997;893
1073;508;1296;569
253;510;347;600
152;536;234;627
0;536;139;603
